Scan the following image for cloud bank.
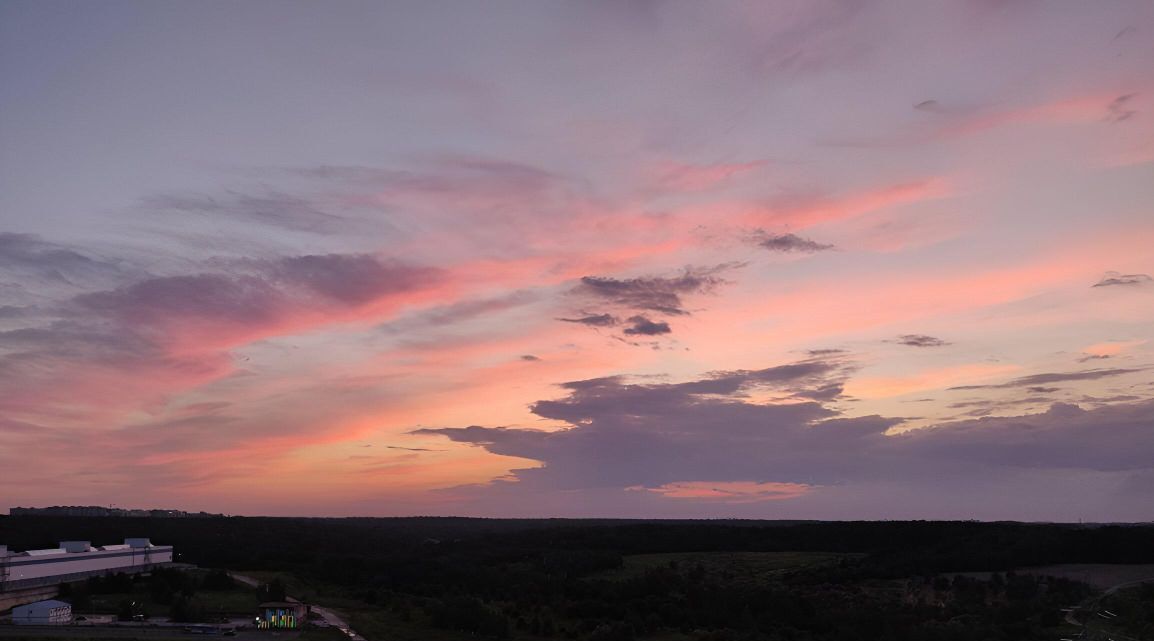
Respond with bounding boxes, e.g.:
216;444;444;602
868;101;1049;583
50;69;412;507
415;359;1154;516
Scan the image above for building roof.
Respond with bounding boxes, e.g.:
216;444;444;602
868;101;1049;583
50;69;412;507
4;540;172;556
258;602;305;608
20;600;71;609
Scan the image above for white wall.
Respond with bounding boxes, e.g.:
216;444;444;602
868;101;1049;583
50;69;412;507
4;547;173;583
13;601;72;625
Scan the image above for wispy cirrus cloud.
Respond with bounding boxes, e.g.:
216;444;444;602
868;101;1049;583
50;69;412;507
649;160;769;193
832;90;1146;149
948;368;1146;391
745;179;950;229
143;191;349;234
1105;93;1139;123
1093;272;1152;287
0;233;134;290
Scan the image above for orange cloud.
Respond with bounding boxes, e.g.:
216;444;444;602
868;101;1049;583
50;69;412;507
1082;340;1147;358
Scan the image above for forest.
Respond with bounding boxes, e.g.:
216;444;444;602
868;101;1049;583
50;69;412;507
3;517;1153;640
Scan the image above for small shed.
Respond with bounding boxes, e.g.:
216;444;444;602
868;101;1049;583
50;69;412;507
13;599;72;625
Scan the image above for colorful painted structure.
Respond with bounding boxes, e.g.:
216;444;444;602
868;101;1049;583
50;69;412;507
255;601;308;629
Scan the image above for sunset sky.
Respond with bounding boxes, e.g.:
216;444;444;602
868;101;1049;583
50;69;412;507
2;0;1153;520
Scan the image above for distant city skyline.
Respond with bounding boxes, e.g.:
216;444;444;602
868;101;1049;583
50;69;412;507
7;505;222;518
1;1;1152;520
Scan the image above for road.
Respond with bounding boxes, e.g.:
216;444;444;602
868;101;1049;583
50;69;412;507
1065;574;1154;640
0;625;268;639
227;572;365;640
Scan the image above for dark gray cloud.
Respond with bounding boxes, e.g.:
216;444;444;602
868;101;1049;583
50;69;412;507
144;192;347;234
558;313;619;327
1106;93;1138;123
896;401;1154;473
914;99;945;113
415;360;864;491
384;445;446;452
1093;272;1152;287
892;334;951;348
622;315;671;336
520;354;542;362
576;265;730;316
752;231;834;253
415;359;1154;503
1114;25;1136;40
948;367;1145;390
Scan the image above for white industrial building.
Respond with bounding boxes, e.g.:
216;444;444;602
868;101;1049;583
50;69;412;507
12;599;72;625
0;539;173;592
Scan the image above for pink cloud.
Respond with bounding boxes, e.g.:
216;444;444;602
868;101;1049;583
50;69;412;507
676;178;952;237
1082;340;1147;359
647;160;769;193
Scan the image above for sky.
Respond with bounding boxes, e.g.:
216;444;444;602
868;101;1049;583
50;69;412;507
1;0;1153;521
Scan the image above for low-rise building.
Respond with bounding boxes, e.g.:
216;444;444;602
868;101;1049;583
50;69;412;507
255;602;308;629
0;538;173;592
12;599;72;625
